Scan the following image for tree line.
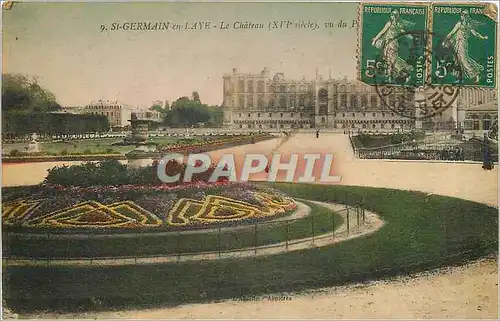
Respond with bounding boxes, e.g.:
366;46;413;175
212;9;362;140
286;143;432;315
2;73;109;138
2;73;224;139
150;91;224;128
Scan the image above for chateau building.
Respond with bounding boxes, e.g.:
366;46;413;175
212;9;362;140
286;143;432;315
222;68;415;131
83;100;132;129
132;109;163;123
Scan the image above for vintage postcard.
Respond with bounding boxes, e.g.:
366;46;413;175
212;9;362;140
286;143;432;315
1;1;498;320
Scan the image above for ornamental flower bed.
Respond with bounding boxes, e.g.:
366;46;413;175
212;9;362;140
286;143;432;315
2;183;297;231
158;133;273;154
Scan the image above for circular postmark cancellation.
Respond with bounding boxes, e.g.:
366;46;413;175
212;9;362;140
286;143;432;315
372;30;463;120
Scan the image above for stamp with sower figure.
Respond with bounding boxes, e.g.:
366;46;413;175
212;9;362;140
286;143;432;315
358;3;430;87
431;3;497;88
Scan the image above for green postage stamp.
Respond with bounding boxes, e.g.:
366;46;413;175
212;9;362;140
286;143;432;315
358;3;430;87
431;3;497;88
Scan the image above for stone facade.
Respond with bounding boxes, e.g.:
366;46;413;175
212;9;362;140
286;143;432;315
83;100;132;128
222;68;415;131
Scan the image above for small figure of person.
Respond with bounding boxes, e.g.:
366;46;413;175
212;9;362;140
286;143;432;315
482;134;494;170
316;129;320;138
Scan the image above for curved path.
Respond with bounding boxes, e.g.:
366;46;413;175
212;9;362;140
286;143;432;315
3;201;383;267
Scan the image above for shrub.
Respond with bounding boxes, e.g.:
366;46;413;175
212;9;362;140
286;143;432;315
43;159;226;187
9;149;22;157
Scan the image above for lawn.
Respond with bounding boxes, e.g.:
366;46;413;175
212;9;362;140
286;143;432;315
2;137;201;156
3;183;497;313
351;132;426;149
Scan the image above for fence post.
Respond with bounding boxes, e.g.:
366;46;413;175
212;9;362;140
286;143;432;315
254;223;258;255
356;206;360;230
332;213;335;240
177;230;181;261
218;226;221;258
346;206;350;234
285;220;289;251
311;215;315;245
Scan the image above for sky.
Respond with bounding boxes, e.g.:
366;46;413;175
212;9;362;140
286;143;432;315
2;2;359;108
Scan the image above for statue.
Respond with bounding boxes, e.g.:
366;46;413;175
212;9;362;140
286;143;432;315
27;133;40;153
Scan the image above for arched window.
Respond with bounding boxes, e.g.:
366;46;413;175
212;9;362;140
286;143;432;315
370;96;378;107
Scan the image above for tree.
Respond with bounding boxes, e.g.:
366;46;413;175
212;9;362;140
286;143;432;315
192;91;200;102
2;73;61;114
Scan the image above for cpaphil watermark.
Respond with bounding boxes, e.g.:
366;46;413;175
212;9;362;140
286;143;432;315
156;153;342;183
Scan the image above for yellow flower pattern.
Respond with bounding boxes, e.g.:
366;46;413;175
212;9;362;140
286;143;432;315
2;199;44;226
23;201;162;228
167;192;296;226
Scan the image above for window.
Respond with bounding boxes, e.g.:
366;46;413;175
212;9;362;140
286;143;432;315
239;124;243;128
247;81;254;93
351;95;358;108
280;96;287;108
382;113;385;117
362;113;366;117
258;113;261;118
391;124;395;129
248;97;254;108
269;113;272;117
239;80;245;92
280;113;284;118
340;94;347;107
372;124;376;129
473;119;480;130
361;95;368;108
239;96;245;108
352;113;355;117
238;113;242;117
290;113;294;117
370;96;378;107
258;81;264;92
362;124;367;129
300;113;303;118
258;97;264;109
342;113;345;117
372;113;376;117
381;123;385;129
247;113;251;117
